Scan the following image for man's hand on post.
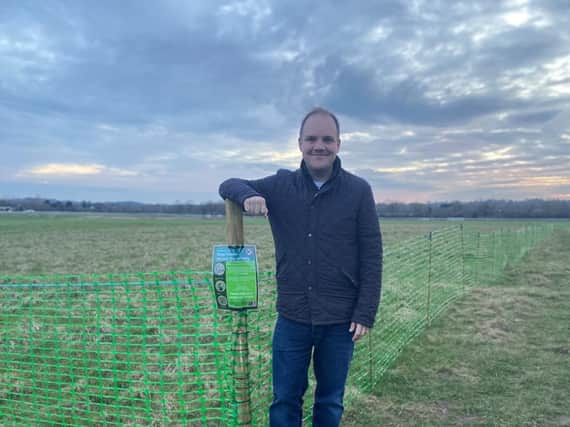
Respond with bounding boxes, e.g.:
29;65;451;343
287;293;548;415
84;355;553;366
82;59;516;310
349;322;369;342
244;196;269;217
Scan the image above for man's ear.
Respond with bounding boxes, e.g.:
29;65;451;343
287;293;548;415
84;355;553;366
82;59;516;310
298;137;302;151
337;138;341;151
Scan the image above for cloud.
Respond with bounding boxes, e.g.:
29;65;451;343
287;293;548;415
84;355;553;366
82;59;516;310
0;0;569;202
27;163;105;176
22;163;138;177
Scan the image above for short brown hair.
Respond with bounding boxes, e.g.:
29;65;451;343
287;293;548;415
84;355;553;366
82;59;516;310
299;107;340;138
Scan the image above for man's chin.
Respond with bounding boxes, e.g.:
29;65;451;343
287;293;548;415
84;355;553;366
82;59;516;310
306;160;333;175
307;155;332;165
308;161;327;169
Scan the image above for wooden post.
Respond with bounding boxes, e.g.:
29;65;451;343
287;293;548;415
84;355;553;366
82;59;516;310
233;311;251;426
226;199;244;247
225;199;252;426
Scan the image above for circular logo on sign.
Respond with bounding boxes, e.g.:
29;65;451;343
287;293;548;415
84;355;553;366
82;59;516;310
215;280;226;292
217;295;228;306
214;262;225;275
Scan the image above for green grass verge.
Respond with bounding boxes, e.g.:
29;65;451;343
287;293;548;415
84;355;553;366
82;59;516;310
343;229;570;426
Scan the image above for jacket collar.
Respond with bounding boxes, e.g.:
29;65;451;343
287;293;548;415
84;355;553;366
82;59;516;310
300;156;342;191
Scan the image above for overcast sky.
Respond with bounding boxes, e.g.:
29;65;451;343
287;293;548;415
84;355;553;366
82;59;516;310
1;0;569;203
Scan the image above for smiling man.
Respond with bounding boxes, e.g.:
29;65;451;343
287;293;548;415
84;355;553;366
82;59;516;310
219;107;383;427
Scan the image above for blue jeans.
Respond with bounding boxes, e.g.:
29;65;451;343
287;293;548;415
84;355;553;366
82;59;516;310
269;315;355;427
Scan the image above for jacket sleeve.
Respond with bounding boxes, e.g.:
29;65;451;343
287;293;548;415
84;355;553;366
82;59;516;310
218;174;277;209
351;183;383;328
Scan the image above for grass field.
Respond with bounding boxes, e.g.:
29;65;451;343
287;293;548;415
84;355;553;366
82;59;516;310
344;228;570;426
0;213;549;277
0;214;568;426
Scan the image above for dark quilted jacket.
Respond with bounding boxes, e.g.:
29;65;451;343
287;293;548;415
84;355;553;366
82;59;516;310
219;157;383;328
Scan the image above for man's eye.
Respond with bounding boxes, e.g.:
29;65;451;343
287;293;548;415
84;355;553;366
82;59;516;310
323;137;334;143
305;136;317;142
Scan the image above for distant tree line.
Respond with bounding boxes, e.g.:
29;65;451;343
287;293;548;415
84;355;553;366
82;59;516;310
0;198;225;216
1;197;569;218
377;199;569;218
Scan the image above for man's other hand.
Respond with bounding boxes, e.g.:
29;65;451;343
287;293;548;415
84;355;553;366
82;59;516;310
244;196;268;217
349;322;369;342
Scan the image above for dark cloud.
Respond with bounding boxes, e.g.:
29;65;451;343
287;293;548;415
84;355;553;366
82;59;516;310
475;26;567;71
507;110;561;126
324;65;525;125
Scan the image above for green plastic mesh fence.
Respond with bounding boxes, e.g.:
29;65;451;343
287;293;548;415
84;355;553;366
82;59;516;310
0;272;238;426
0;223;558;426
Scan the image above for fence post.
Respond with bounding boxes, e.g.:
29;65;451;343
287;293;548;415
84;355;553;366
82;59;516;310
368;331;374;389
491;230;497;280
226;199;244;246
475;232;481;286
225;199;252;426
426;231;433;326
460;224;466;292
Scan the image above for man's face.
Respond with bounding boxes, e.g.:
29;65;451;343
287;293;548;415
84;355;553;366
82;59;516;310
298;113;341;179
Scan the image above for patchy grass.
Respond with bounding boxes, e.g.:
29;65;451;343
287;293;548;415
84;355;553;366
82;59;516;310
0;215;445;276
0;214;565;425
0;213;542;277
343;229;570;426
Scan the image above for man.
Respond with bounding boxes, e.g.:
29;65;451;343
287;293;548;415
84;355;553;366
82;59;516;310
219;107;382;427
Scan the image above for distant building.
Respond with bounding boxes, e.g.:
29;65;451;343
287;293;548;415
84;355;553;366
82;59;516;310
0;206;13;213
447;217;464;221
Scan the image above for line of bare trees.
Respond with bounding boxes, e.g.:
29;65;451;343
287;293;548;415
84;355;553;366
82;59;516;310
1;197;568;218
377;199;569;218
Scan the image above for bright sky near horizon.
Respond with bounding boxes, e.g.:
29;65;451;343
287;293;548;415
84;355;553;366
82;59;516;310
1;0;569;203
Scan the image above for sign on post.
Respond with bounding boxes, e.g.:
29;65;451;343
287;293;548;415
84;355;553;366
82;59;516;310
212;245;258;310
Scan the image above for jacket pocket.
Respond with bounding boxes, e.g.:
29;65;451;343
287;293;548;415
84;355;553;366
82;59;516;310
320;292;356;320
318;268;358;301
341;268;359;289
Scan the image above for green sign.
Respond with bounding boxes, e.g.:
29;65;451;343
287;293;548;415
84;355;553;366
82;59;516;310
212;245;258;310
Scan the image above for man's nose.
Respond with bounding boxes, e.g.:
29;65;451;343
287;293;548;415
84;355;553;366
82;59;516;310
313;138;326;149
